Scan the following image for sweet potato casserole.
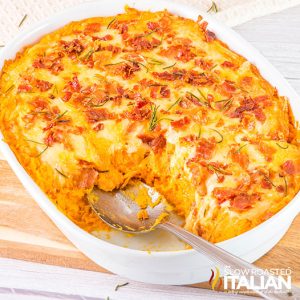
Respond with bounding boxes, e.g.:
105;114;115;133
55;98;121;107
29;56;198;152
0;7;299;243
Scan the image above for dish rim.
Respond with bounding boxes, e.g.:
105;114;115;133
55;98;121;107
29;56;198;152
0;0;299;257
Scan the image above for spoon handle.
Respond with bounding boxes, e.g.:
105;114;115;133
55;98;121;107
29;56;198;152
158;222;300;300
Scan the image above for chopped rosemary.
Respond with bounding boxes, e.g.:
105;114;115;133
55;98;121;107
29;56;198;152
104;61;124;66
167;97;182;111
18;14;28;27
35;145;49;157
25;139;44;145
143;28;158;37
207;1;218;13
55;110;68;120
235;144;248;153
187;91;208;106
221;98;233;111
90;99;109;107
107;17;116;29
198;127;202;138
55;168;68;178
276;142;289;150
259;171;276;188
147;58;164;65
81;49;94;61
210;128;223;143
5;84;15;93
99;170;109;173
148;83;167;87
283;176;288;196
197;88;207;101
162;62;177;70
52;85;58;95
149;104;159;131
126;59;149;72
210;64;218;70
207;164;231;176
115;282;129;291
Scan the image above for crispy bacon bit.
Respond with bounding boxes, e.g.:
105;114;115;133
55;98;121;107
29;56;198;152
44;130;64;146
61;39;84;56
261;178;272;189
205;30;217;42
18;84;32;93
122;106;151;121
194;58;213;70
93;123;104;131
282;160;300;175
231;193;260;211
230;149;249;169
147;22;160;31
160;45;196;63
152;69;185;81
35;79;53;92
126;36;161;51
171;116;190;129
84;23;101;34
212;187;259;210
86;108;114;123
212;187;237;204
77;168;98;189
241;76;253;86
99;34;113;41
257;142;276;162
221;61;236;68
222;80;236;94
160;86;170;98
152;69;211;86
33;52;64;75
69;75;81;92
138;133;166;153
195;138;216;160
114;62;140;80
31;98;48;110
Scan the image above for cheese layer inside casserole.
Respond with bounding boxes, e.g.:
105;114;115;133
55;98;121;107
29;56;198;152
1;7;300;242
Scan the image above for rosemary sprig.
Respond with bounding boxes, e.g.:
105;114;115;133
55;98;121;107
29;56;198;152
149;104;159;131
187;91;208;106
283;176;288;196
221;98;233;111
126;59;149;72
197;88;207;102
207;164;231;176
259;171;276;188
162;62;177;70
5;84;15;93
276;142;289;150
198;127;202;138
210;128;223;143
90;99;109;107
147;58;164;65
25;139;44;145
35;145;49;157
166;97;182;111
210;64;218;71
148;83;167;87
207;1;218;13
115;282;129;291
104;61;124;67
142;28;158;37
18;14;28;28
235;144;248;153
107;17;116;29
55;110;68;120
55;168;68;178
81;49;94;61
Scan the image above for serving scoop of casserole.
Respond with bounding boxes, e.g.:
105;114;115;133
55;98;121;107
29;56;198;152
0;6;299;245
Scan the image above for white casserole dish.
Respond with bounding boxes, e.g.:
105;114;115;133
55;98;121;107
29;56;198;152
0;0;299;285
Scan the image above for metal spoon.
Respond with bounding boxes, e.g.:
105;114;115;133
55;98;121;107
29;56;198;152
87;182;300;300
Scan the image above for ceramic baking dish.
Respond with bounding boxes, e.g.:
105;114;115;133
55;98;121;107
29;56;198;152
0;0;299;285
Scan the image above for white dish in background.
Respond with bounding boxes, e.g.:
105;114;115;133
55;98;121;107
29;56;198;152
0;0;299;285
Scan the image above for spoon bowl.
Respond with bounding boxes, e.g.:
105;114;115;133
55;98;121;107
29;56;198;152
87;182;169;233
